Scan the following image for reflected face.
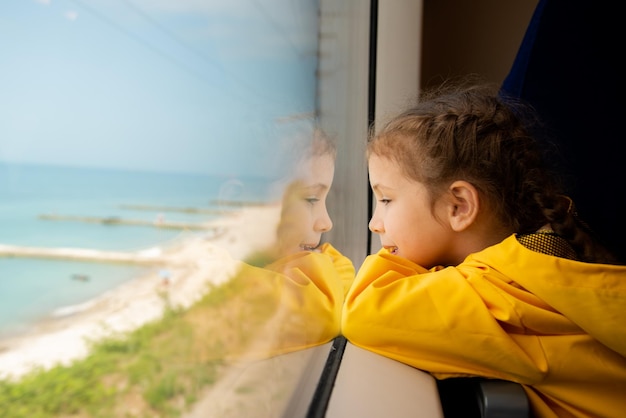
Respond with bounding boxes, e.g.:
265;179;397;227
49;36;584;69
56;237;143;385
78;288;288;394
276;154;335;255
368;154;453;268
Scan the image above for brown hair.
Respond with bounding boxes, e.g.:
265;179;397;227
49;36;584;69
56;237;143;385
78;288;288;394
368;82;619;264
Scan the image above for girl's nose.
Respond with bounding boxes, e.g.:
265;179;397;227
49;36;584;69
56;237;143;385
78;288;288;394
315;209;333;233
369;216;384;233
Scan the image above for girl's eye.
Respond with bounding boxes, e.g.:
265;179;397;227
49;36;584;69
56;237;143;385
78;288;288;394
379;198;391;205
305;197;320;205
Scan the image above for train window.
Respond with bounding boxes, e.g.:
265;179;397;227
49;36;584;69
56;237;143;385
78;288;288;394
0;1;358;416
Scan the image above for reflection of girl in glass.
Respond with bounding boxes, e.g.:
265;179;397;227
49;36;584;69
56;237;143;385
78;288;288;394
226;125;354;358
275;127;336;257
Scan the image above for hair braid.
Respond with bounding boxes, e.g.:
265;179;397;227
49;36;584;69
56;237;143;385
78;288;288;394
540;194;620;264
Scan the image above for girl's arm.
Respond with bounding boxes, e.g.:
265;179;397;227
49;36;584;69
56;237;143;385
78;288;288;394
341;250;547;383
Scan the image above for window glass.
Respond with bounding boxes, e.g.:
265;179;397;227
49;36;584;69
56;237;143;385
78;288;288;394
0;0;367;416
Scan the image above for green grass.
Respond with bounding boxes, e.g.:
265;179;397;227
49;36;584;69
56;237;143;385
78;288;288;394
0;275;261;418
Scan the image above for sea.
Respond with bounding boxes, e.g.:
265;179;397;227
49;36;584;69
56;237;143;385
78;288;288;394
0;162;276;339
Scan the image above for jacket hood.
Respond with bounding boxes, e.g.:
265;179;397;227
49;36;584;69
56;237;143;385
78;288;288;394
470;235;626;358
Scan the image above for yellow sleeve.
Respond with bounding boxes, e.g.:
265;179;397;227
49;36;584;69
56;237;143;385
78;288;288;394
341;250;547;382
230;248;349;358
318;242;356;297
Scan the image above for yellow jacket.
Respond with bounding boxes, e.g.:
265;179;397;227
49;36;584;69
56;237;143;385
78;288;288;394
231;243;354;358
342;235;626;418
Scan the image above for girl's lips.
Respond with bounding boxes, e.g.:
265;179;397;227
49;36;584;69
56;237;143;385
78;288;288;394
300;244;318;251
384;246;398;255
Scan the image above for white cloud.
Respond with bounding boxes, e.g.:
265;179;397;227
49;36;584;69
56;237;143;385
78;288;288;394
64;10;79;21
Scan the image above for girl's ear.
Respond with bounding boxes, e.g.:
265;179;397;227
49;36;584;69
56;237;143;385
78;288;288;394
446;181;479;232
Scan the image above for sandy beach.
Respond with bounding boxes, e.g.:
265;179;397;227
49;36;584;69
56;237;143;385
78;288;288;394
0;203;282;382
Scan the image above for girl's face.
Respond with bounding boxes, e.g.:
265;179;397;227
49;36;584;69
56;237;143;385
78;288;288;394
368;154;455;268
276;153;335;255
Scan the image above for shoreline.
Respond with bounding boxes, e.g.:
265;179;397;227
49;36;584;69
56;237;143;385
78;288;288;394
0;204;282;381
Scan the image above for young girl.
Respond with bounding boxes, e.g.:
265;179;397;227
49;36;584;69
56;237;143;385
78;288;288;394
341;84;626;418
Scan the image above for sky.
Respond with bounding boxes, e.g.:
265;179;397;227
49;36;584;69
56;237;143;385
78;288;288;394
0;0;320;177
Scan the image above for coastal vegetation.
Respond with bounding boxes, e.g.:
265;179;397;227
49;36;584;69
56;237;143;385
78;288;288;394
0;270;276;418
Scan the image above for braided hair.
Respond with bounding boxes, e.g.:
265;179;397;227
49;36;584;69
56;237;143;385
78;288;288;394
368;82;619;264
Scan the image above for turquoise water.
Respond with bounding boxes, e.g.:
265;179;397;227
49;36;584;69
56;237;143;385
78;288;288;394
0;162;276;337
